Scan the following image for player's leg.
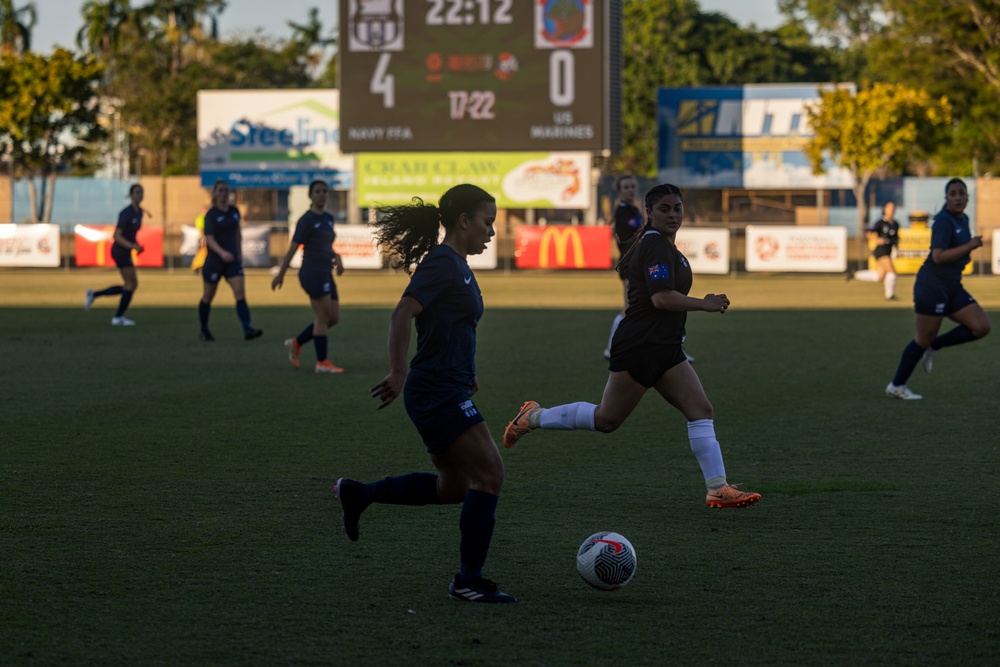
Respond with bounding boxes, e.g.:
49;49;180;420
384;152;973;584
226;273;261;340
922;299;990;374
876;255;897;299
652;362;761;508
199;279;219;341
887;313;942;398
312;295;344;373
111;266;138;324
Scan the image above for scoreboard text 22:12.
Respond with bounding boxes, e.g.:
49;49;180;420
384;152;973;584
338;0;621;153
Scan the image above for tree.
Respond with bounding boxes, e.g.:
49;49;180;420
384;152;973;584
0;0;35;54
77;0;135;58
0;49;105;222
804;82;951;234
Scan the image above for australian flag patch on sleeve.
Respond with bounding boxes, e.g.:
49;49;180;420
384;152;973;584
648;264;670;281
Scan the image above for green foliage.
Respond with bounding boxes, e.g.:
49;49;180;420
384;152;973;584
0;0;35;54
0;48;105;221
804;82;950;230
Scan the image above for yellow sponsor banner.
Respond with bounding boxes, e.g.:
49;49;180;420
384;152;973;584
869;229;972;275
679;137;809;152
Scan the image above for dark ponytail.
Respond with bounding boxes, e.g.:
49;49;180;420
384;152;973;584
614;183;683;275
370;183;495;273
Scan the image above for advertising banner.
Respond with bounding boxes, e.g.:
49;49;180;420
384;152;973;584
241;225;271;267
0;224;60;267
74;225;163;267
675;228;730;275
198;89;353;189
515;225;611;270
356;152;592;209
657;84;856;189
180;224;202;266
745;225;846;272
994;230;1000;275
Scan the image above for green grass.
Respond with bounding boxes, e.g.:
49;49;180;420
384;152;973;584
2;269;999;665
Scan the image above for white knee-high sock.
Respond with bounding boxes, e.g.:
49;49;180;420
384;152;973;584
607;313;624;352
688;419;727;488
853;269;880;282
884;272;897;299
537;402;597;431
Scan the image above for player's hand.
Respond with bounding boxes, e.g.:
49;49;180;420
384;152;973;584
333;254;344;276
703;293;730;314
135;244;144;254
221;250;235;263
271;275;283;291
371;371;405;410
972;235;984;249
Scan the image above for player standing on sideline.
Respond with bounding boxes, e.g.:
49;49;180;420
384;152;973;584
849;201;900;300
504;183;761;510
84;183;146;326
335;184;517;603
885;178;990;400
197;179;263;342
604;175;643;360
271;180;346;374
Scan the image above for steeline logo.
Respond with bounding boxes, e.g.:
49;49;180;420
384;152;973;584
229;99;340;151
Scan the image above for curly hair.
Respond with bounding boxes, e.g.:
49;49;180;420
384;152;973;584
370;184;495;273
614;183;683;276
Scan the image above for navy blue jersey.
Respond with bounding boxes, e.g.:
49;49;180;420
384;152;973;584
291;210;336;269
613;201;644;254
403;245;483;395
613;231;693;355
115;205;143;244
868;216;899;249
919;208;973;283
204;206;242;256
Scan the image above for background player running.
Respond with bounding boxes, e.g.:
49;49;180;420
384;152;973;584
885;178;991;400
335;184;516;603
504;183;761;510
197;179;263;342
84;183;146;326
272;179;345;374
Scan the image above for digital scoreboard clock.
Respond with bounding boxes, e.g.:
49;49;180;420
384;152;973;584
338;0;621;153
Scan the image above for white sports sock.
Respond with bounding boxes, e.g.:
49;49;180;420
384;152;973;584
538;402;597;431
853;269;880;282
688;419;727;486
606;313;624;352
884;272;897;299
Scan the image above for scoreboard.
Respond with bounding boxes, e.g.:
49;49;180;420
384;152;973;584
338;0;620;153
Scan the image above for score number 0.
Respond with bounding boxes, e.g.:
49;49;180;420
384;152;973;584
369;50;576;119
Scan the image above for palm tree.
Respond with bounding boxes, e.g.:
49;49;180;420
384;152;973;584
288;7;338;78
138;0;225;74
76;0;134;57
0;0;36;55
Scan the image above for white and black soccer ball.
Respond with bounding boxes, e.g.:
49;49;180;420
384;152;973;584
576;531;637;590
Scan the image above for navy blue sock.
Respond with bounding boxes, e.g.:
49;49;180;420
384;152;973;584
114;290;133;317
931;325;977;350
198;300;211;331
892;340;926;386
314;335;328;362
296;323;315;347
95;285;123;298
236;299;252;330
458;489;499;580
365;473;440;506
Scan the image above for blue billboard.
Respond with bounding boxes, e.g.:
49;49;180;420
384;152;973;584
657;84;855;189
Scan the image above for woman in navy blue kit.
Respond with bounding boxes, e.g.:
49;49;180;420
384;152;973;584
334;184;516;604
84;184;146;326
885;178;991;399
198;179;262;342
272;180;345;374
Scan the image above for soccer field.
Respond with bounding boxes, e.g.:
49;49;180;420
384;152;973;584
2;269;999;665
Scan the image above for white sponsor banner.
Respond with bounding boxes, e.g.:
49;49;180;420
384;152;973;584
437;228;498;270
993;230;1000;275
288;224;383;270
745;225;847;272
675;228;730;275
0;224;60;267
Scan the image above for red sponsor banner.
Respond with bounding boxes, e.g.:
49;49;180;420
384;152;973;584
515;225;612;269
74;225;164;267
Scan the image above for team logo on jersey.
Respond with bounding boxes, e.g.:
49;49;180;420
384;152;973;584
458;400;478;418
648;264;670;281
463;274;473;285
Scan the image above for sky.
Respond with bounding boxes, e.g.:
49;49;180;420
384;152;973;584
33;0;785;54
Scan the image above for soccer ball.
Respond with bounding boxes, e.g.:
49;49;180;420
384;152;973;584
576;531;637;590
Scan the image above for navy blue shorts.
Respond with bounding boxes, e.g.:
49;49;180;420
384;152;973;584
609;344;688;388
298;266;337;300
913;280;976;317
202;254;244;283
872;246;893;260
111;245;133;268
404;391;485;454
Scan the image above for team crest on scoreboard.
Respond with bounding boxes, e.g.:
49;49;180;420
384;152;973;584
535;0;593;49
347;0;404;52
